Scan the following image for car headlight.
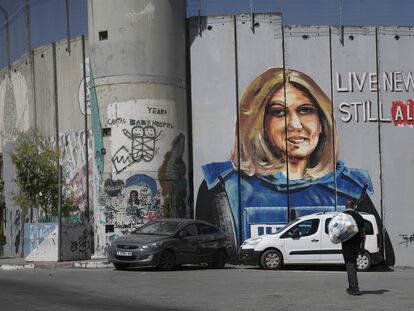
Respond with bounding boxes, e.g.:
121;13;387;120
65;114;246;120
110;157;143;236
140;242;162;250
242;237;262;246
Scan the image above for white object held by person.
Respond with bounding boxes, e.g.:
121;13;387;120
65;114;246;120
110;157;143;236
328;213;359;244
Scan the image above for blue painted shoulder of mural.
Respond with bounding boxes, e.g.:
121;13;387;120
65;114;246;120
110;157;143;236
202;161;236;189
335;160;374;199
202;160;373;198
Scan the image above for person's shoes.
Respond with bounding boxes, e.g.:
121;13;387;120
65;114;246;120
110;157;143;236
346;287;361;296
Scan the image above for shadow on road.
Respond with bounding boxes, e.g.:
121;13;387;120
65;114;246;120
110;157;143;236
110;263;395;273
360;289;390;295
236;263;394;272
113;264;225;272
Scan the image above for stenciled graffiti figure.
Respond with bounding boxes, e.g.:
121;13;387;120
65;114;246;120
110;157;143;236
126;190;145;224
122;125;163;163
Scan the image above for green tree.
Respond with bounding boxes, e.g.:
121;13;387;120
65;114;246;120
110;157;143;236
11;129;72;221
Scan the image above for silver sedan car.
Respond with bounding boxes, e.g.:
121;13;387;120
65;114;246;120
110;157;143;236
107;218;233;270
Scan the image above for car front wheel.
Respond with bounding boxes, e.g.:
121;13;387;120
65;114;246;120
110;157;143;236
260;249;283;270
157;250;176;271
357;251;372;272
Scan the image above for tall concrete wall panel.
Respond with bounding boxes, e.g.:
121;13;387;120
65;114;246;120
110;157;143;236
34;44;57;136
0;55;34;151
235;14;283;95
236;15;287;239
284;26;331;97
377;26;414;266
0;56;34;257
2;142;23;257
190;16;237;195
331;27;382;212
56;37;90;132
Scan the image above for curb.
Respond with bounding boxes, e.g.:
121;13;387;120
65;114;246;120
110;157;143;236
0;263;35;271
0;261;113;271
73;261;113;269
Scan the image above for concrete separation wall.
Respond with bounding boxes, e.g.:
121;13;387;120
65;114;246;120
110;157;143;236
190;14;414;267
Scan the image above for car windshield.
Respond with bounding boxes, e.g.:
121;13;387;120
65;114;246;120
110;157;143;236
274;218;301;234
133;221;182;235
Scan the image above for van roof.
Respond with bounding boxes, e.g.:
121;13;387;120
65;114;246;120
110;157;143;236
313;211;372;216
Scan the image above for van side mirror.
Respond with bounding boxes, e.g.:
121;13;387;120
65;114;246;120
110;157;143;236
179;231;188;238
289;229;300;238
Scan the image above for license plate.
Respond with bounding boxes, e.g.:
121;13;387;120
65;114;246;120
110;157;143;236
116;251;133;256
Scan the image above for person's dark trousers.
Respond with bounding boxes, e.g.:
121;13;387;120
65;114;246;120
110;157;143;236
342;244;360;291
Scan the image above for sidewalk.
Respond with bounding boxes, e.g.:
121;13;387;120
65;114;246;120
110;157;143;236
0;256;113;271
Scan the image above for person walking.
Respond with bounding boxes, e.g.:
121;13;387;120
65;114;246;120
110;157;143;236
342;199;366;295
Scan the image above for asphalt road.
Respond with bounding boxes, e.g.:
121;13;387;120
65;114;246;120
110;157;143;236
0;265;413;311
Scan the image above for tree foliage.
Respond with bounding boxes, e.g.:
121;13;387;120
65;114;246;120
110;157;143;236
11;129;72;221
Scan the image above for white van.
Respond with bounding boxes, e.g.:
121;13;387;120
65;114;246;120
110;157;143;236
238;212;383;271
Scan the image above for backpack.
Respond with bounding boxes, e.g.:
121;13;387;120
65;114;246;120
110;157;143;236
328;212;359;244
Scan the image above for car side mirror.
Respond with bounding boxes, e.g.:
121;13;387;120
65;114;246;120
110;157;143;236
179;231;188;238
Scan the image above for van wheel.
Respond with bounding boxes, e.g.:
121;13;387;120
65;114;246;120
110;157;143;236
357;251;372;272
260;249;283;270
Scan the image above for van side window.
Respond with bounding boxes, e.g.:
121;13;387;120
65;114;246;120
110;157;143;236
281;219;320;238
325;218;332;234
364;220;374;235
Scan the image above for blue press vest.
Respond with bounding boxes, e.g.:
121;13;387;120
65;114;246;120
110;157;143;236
202;160;373;243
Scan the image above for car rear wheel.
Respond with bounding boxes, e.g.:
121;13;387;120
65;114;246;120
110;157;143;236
357;251;372;272
157;250;175;271
113;263;129;270
260;249;283;270
208;249;226;269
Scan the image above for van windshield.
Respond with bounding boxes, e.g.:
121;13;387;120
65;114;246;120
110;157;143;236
275;218;301;234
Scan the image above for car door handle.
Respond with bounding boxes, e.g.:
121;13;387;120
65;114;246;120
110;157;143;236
311;239;319;242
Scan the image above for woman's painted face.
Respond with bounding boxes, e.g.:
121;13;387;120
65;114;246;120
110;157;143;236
264;83;322;160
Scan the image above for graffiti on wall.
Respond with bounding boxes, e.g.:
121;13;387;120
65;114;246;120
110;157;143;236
24;223;93;261
102;99;189;250
13;209;21;254
58;130;95;221
66;226;92;259
24;223;58;261
101;174;165;252
336;71;414;125
399;234;414;247
196;68;375;245
0;70;30;143
158;133;188;218
107;100;177;174
78;57;91;116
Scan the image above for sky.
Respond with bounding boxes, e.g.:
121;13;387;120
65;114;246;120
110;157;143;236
187;0;414;26
1;0;414;68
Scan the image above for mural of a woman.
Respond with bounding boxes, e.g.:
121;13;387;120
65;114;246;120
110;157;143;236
196;68;375;248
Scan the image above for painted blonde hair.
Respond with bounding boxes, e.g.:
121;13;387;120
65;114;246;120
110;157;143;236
230;68;338;179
